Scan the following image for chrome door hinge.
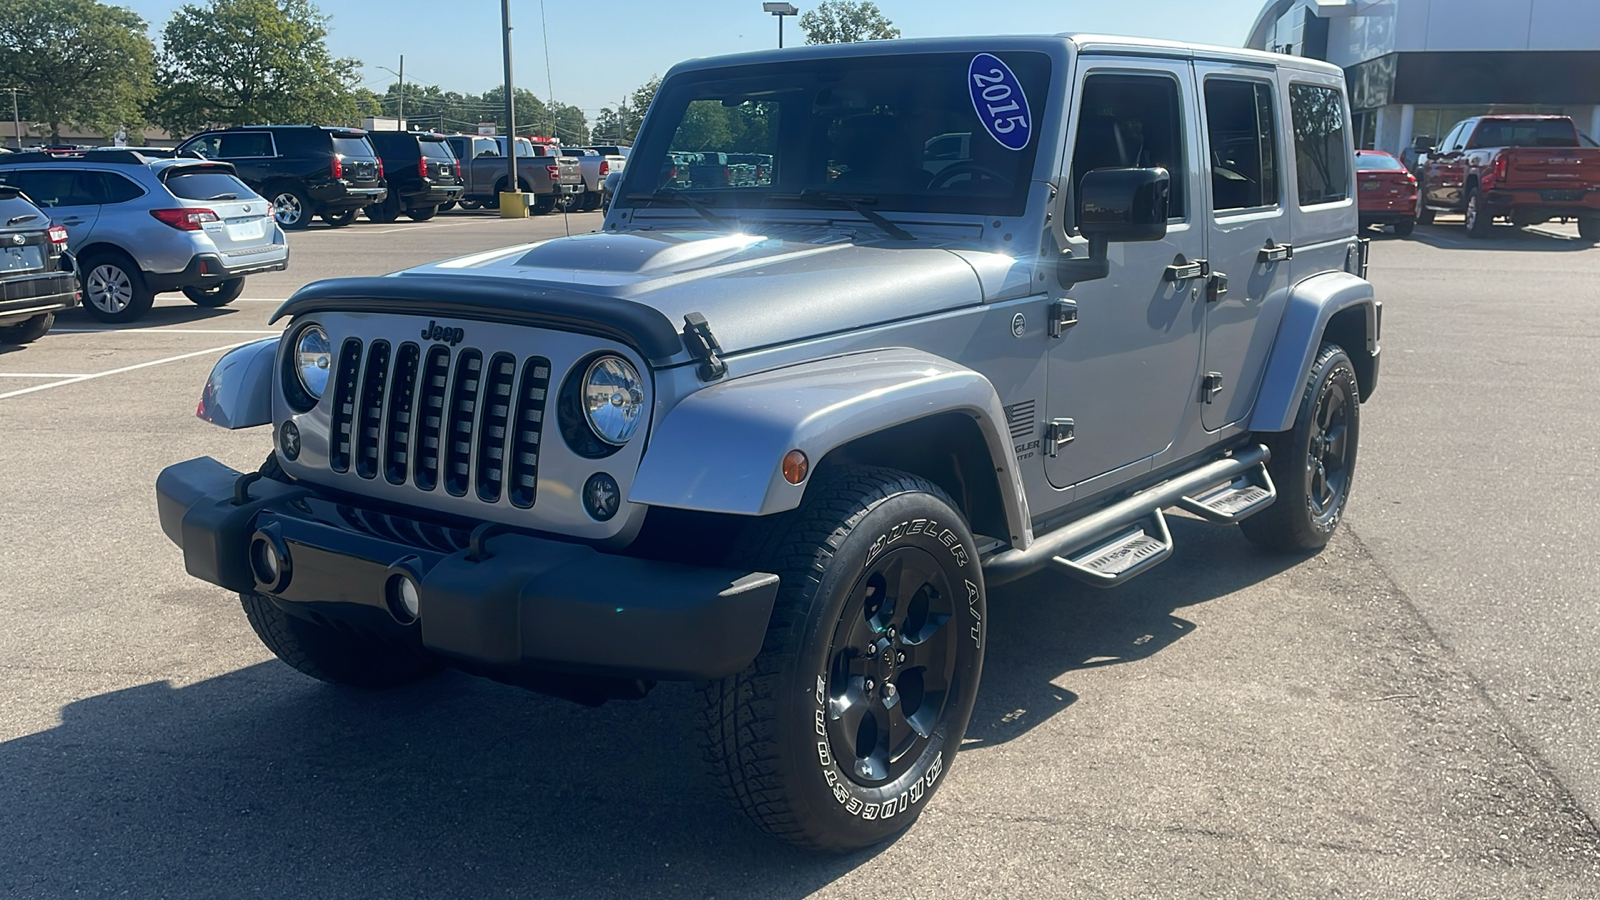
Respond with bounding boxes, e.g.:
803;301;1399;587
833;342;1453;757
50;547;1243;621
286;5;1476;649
1045;418;1075;457
1206;271;1228;303
1049;299;1078;337
1201;372;1225;403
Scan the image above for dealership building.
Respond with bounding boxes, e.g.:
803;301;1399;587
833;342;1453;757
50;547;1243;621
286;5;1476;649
1245;0;1600;156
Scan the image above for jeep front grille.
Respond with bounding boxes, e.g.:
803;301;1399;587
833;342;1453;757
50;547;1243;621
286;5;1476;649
326;339;550;505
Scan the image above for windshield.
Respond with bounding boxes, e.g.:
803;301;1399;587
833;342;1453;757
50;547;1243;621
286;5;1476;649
622;51;1051;217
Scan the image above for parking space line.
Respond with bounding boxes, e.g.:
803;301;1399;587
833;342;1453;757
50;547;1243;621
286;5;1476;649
364;220;485;235
0;340;260;400
0;373;89;378
52;328;283;335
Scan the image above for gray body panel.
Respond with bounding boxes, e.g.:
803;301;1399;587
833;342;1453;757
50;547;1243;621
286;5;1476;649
197;338;276;429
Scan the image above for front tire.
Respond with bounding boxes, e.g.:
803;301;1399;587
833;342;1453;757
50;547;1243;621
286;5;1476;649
701;467;985;851
1241;343;1360;553
182;278;245;307
1579;217;1600;241
406;205;438;221
240;592;443;689
321;208;358;227
0;312;53;344
365;195;402;224
1392;219;1415;236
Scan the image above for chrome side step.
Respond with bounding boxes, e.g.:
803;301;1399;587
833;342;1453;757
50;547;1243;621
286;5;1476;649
983;444;1271;587
1177;463;1277;524
1051;510;1172;588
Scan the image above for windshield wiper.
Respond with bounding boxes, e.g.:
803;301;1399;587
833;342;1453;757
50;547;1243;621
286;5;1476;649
774;190;916;241
206;193;240;201
631;188;734;229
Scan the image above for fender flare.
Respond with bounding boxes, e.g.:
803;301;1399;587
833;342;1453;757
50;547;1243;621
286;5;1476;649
1249;271;1378;434
196;337;278;429
630;348;1033;547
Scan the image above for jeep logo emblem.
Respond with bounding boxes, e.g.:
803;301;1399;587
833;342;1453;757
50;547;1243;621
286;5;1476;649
420;320;465;346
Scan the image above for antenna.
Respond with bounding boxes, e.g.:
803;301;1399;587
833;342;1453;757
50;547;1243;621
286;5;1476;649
540;0;569;238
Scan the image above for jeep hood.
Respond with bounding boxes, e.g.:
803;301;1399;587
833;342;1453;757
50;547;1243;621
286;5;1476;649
399;230;987;356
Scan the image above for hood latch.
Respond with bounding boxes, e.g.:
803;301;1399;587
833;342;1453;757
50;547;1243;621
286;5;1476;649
682;312;727;382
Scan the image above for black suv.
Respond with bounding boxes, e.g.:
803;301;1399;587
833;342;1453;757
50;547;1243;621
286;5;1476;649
0;183;78;345
362;132;464;223
176;126;388;230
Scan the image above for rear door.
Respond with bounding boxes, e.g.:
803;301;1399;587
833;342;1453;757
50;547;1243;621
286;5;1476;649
1044;60;1207;491
1283;75;1358;300
1194;63;1292;431
331;133;381;187
213;130;279;190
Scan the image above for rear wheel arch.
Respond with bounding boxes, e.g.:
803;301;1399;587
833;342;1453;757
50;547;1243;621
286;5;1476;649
1320;304;1375;402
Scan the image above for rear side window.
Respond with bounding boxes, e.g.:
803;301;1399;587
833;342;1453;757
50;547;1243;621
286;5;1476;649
96;172;145;204
0;169;95;206
419;140;453;160
1204;79;1278;211
1070;72;1187;221
218;132;274;158
331;136;375;158
164;170;255;201
1289;84;1350;206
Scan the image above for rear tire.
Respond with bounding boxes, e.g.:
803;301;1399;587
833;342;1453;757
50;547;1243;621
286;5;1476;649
1464;187;1492;238
701;466;985;851
0;312;53;344
1241;343;1360;553
321;208;358;227
79;252;154;324
406;205;438;221
1416;203;1435;225
269;185;313;230
182;278;245;307
1392;219;1415;236
241;592;443;689
365;195;401;224
1579;217;1600;241
532;193;555;215
440;200;458;212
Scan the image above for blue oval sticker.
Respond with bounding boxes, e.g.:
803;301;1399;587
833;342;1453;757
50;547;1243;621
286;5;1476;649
968;53;1032;152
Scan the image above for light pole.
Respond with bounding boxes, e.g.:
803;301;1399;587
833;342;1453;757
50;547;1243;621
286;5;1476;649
499;0;519;213
763;3;798;48
377;57;405;129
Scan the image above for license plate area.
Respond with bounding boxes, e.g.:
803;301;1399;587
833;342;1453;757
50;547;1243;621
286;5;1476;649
226;219;265;241
1;244;44;272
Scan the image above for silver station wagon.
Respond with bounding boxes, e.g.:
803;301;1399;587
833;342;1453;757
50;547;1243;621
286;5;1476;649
158;34;1378;851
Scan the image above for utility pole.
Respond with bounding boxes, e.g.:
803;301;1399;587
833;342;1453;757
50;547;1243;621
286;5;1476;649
397;55;404;129
4;87;20;150
500;0;518;211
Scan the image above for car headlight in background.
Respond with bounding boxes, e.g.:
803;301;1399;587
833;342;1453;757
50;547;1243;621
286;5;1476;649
581;355;643;445
294;325;331;399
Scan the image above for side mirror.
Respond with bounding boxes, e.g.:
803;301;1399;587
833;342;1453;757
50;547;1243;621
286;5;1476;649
603;170;622;194
1059;167;1170;287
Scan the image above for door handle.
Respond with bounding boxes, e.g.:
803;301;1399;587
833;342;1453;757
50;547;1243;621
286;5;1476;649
1259;243;1293;264
59;217;84;225
1164;258;1209;282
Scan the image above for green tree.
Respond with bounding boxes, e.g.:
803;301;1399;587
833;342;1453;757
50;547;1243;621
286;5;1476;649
477;86;550;136
548;102;590;146
595;76;660;145
0;0;155;143
152;0;367;134
799;1;899;44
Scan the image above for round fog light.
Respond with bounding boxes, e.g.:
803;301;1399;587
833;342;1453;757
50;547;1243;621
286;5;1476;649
384;573;421;624
583;472;621;522
279;420;301;461
248;531;291;591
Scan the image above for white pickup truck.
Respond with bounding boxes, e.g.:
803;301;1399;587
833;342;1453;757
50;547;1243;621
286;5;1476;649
559;147;627;211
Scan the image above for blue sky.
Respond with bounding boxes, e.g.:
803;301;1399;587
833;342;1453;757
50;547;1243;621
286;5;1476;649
120;0;1269;116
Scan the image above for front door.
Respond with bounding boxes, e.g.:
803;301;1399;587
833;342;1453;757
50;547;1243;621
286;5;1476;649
1044;61;1206;491
1194;64;1292;430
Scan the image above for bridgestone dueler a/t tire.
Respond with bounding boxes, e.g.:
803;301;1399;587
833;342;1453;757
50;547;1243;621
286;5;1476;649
240;592;443;689
701;466;986;851
1241;343;1360;553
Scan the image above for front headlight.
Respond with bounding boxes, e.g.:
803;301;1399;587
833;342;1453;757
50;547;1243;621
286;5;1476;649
581;355;643;445
294;325;331;399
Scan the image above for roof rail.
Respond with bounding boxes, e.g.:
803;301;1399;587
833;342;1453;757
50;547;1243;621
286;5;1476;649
0;149;155;165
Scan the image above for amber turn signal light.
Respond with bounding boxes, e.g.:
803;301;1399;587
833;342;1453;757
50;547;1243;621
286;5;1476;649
782;450;809;485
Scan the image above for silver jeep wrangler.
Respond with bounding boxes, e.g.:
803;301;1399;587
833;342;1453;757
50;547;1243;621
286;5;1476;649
157;35;1378;851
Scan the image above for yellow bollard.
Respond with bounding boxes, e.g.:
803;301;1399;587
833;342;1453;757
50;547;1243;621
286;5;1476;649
499;192;529;218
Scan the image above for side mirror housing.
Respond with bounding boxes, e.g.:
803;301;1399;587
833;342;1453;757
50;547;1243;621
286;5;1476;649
604;170;623;194
1059;166;1170;287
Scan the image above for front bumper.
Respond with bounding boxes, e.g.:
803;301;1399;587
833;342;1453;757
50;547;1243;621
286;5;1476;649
155;457;780;682
146;250;289;293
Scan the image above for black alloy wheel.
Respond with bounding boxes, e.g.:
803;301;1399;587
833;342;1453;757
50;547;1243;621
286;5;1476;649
824;546;959;786
1242;343;1360;552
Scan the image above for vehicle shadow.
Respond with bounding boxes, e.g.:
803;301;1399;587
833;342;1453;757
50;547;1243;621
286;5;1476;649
0;519;1300;898
51;302;255;330
1400;221;1595;251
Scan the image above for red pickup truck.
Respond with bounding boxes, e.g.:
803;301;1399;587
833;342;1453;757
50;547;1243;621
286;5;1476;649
1417;115;1600;239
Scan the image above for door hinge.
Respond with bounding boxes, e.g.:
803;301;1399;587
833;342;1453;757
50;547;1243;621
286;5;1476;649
1201;372;1225;403
1045;418;1075;457
1206;271;1228;303
1048;299;1078;337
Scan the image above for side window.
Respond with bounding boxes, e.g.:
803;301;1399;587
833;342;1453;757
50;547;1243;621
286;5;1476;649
1070;72;1186;224
182;135;223;159
97;173;145;204
1289;83;1350;206
1439;122;1464;152
217;131;274;158
1204;79;1278;212
3;170;80;206
475;138;500;158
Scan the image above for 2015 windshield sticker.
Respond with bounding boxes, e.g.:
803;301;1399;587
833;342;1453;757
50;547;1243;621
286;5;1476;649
968;53;1031;151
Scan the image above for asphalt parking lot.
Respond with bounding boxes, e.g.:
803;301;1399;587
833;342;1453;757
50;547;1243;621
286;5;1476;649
3;209;1599;898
